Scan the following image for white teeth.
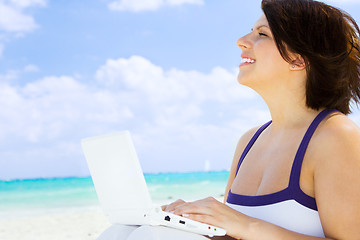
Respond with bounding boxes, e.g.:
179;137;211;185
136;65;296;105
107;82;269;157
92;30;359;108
241;58;256;63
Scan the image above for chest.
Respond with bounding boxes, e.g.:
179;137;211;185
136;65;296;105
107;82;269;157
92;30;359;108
231;132;315;197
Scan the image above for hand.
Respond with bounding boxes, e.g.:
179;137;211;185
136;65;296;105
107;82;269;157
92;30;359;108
169;197;248;239
161;199;186;212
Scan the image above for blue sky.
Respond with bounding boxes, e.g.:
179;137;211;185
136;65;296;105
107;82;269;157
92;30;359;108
1;0;360;180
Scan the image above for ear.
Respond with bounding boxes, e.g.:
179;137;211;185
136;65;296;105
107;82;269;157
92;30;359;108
289;56;306;71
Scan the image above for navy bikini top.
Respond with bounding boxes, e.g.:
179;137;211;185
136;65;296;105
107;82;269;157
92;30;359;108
227;109;338;211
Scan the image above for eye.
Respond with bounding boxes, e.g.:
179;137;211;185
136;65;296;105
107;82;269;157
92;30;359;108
259;32;268;37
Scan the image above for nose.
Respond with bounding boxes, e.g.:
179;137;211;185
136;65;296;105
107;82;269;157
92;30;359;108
236;34;251;50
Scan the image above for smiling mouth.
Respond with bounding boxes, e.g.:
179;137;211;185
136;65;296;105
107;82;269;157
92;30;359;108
239;57;256;67
241;58;256;63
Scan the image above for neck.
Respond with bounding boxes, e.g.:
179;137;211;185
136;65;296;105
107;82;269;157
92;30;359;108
254;81;322;133
266;99;321;132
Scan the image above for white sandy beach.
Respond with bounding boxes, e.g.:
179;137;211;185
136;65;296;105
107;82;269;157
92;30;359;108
0;172;227;240
0;207;111;240
0;198;223;240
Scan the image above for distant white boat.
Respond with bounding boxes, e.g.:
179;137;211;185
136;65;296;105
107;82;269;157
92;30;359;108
204;160;211;172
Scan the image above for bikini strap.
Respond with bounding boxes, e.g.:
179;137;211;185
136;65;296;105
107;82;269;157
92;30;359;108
289;109;339;189
235;120;272;175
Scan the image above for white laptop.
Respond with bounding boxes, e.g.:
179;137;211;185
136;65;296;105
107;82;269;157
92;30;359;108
81;131;226;237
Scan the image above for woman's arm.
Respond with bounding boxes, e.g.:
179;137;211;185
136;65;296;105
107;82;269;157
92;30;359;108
311;117;360;239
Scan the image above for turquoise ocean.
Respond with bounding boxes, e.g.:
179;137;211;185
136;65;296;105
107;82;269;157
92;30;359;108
0;171;229;219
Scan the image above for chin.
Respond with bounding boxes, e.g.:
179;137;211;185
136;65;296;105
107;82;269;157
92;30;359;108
237;74;251;87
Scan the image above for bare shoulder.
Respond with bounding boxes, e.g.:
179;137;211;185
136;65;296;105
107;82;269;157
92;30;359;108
314;113;360;161
319;112;360;138
312;113;360;170
312;113;360;238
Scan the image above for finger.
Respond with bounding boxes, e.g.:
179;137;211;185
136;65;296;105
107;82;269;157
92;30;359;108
174;198;220;216
194;196;220;205
161;205;167;211
180;213;220;227
163;199;186;212
165;202;186;213
174;204;210;217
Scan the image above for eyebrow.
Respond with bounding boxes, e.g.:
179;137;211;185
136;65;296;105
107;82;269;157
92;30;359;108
251;25;270;31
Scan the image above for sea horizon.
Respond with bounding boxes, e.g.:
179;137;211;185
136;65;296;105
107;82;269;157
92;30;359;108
0;170;229;220
0;169;230;182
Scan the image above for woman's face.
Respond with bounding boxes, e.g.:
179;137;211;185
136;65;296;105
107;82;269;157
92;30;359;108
237;14;291;91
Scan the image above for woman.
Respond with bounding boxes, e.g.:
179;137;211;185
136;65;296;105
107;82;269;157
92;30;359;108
164;0;360;239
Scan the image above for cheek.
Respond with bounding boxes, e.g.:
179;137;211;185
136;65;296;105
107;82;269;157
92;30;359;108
237;55;289;88
258;50;289;78
257;40;287;65
237;43;289;87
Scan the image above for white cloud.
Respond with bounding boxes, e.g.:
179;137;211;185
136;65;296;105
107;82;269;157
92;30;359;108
0;55;262;179
95;56;255;105
0;0;46;56
108;0;163;12
9;55;360;179
0;64;39;83
0;43;3;57
0;75;134;143
7;0;46;8
94;56;261;173
95;56;259;160
24;64;39;72
22;76;133;141
0;2;38;32
166;0;204;6
0;69;18;82
108;0;204;12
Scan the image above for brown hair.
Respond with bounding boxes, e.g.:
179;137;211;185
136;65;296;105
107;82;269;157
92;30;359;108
261;0;360;114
